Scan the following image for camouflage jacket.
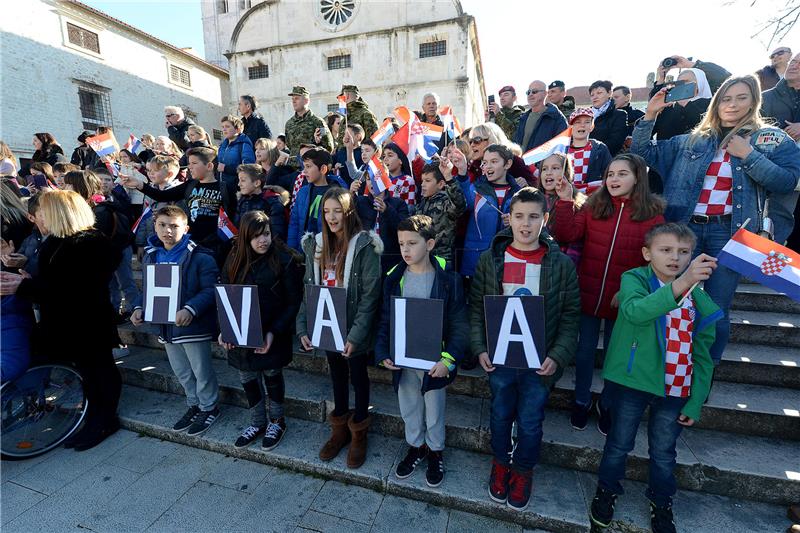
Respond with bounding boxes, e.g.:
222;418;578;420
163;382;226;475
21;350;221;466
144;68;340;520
416;179;466;263
556;96;576;121
493;105;526;141
284;109;334;157
337;98;378;146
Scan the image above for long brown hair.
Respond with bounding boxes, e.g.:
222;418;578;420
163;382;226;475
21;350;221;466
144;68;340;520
226;211;300;283
585;154;665;221
690;75;766;148
319;187;362;284
63;170;103;205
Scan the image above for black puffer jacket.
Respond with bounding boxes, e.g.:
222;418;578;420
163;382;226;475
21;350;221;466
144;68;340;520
167;117;196;152
590;101;629;156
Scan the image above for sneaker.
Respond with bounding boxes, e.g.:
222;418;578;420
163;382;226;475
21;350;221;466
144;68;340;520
488;458;511;504
426;450;444;487
173;406;200;432
187;407;220;436
507;469;533;511
589;486;618;529
395;444;428;479
649;500;676;533
234;425;265;448
112;344;130;359
261;417;286;450
596;400;612;437
570;402;591;430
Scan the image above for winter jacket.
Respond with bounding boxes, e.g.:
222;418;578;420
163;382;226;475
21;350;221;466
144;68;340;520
31;145;67;168
375;254;469;393
603;265;722;421
287;176;347;250
467;155;535;185
618;104;645;137
167;117;196;152
134;179;185;248
179;140;212;169
649;98;710;141
513;103;568;153
416;179;467;264
761;79;800;129
469;229;580;388
266;164;298;194
354;192;409;273
556;96;576;121
493;105;526;141
590;100;629;156
1;294;34;382
236;192;288;242
333;146;362;186
221;248;303;371
18;229;43;277
242;112;273;145
134;234;219;344
757;65;781;92
93;199;134;252
457;174;523;276
336;99;379;146
296;231;383;356
573;139;613;184
631;119;800;241
552;196;665;320
71;145;98;170
217;134;256;186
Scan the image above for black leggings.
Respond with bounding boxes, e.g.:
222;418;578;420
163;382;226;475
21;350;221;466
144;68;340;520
75;352;122;434
326;351;370;423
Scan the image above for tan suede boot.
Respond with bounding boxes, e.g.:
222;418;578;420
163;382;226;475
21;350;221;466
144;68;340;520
346;414;371;469
319;411;351;462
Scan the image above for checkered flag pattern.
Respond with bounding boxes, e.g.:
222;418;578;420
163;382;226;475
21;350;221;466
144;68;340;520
760;252;791;276
567;145;592;186
664;298;695;398
693;149;733;216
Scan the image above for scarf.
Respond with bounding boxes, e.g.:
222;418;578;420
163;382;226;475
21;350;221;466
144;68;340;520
592;99;612;119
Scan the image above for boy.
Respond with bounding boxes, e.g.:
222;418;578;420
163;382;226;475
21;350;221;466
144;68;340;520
236;163;288;242
375;215;468;487
567;108;612;194
52;162;79;188
417;162;466;266
134;156;183;257
590;223;719;533
471;187;580;511
130;206;222;436
287;148;346;250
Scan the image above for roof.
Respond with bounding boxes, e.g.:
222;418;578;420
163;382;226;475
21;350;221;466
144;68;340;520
65;0;229;78
566;86;651;106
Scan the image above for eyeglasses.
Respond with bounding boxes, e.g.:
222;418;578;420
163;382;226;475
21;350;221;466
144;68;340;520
165;113;177;118
526;89;545;95
469;136;487;145
770;50;789;59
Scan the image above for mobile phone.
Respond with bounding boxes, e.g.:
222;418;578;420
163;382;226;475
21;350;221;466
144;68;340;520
488;95;495;104
665;81;697;103
32;174;50;189
487;95;495;118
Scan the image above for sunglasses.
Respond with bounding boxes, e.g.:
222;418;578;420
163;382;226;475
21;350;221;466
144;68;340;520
770;50;789;59
526;89;545;95
165;113;177;118
469;136;487;145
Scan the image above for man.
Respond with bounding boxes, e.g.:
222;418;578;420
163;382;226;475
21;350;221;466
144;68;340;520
414;92;443;126
546;81;575;119
612;85;645;137
757;46;792;91
513;80;568;152
238;94;272;144
284;86;333;160
489;85;526;140
164;106;195;152
336;84;378;147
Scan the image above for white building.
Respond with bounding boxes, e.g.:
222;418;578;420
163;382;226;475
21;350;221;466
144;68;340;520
0;0;229;159
202;0;486;130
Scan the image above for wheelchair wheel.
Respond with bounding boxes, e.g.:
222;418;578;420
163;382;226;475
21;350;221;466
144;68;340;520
1;365;88;459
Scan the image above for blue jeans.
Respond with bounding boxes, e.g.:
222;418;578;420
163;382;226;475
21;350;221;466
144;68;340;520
110;246;140;314
574;314;615;408
488;366;549;471
688;221;740;363
598;381;687;507
164;341;219;411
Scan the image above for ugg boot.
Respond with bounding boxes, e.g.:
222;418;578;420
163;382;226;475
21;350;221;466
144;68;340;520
319;411;351;461
346;414;371;469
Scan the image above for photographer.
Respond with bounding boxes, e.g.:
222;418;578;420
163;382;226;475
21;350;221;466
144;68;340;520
653;55;731;96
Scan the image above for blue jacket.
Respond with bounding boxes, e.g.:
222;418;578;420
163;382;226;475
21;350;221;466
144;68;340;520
236;192;288;243
631;119;800;240
217;133;255;183
513;103;568;152
374;255;469;394
134;234;219;344
578;139;613;183
287;176;347;250
457;174;523;276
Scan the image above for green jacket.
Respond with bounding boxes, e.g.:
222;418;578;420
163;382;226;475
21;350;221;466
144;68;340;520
285;109;334;158
602;266;722;421
470;228;580;387
337;98;378;146
493;105;526;141
296;230;383;355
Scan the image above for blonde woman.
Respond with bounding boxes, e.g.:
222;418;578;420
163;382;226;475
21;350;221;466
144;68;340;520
154;135;183;158
0;141;18;176
256;137;295;193
461;122;534;184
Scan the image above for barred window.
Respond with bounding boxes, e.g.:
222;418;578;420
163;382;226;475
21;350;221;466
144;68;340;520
248;64;269;80
327;54;351;70
212;129;223;141
77;84;113;130
169;64;192;87
67;23;100;54
419;40;446;58
217;0;228;14
327;103;339;112
239;0;251;9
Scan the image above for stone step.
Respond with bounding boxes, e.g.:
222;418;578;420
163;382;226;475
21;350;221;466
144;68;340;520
729;310;800;347
730;284;800;314
116;350;800;505
118;385;791;533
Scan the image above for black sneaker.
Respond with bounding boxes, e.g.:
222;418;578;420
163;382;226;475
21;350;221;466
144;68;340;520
395;445;428;479
261;417;286;450
650;500;676;533
187;407;220;436
570;402;591;430
234;425;265;448
426;450;444;487
173;406;200;432
596;400;612;437
590;486;617;529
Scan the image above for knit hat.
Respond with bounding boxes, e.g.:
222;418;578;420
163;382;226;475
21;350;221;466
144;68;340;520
568;107;594;125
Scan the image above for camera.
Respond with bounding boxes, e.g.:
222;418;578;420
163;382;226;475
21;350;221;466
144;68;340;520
661;57;678;69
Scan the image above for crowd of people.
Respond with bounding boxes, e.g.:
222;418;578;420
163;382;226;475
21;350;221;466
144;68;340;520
1;46;799;533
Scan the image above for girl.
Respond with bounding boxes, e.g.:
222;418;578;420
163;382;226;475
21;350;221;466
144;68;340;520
539;153;585;265
464;123;534;185
188;125;214;148
296;187;382;469
553;153;665;433
381;142;417;208
153;136;183;159
220;211;303;450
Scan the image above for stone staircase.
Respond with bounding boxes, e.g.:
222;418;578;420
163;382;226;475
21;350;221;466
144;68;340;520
118;272;800;532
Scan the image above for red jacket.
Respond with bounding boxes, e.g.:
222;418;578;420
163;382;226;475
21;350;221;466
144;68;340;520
552;196;664;320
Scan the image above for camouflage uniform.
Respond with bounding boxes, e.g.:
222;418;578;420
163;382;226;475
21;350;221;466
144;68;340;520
336;85;378;147
493;105;526;141
416;179;466;263
284;86;334;159
556;96;576;121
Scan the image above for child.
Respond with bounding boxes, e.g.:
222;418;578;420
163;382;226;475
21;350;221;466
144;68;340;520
471;187;580;511
295;187;382;469
133;156;183;257
382;142;417;208
375;215;468;487
538;153;585;265
52;162;79;189
590;223;720;533
219;211;303;450
97;169;132;216
130;206;221;436
567;108;613;194
235;163;288;242
552;153;665;434
417;162;466;266
118;149;146;219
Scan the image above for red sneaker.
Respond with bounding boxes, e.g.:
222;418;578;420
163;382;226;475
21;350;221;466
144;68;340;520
488;458;511;503
507;468;533;511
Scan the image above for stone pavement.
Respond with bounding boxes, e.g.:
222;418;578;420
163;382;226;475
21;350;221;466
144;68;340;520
1;430;545;533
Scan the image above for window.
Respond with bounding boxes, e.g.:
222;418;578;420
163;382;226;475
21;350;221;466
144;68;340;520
169;64;192;87
327;54;351;70
419;40;446;58
212;129;223;141
248;64;269;80
327;103;339;113
320;0;356;26
77;84;113;130
217;0;228;14
67;22;100;54
239;0;251;9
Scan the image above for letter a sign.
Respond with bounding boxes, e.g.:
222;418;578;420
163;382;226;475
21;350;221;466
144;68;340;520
306;285;347;352
215;285;264;348
143;264;181;324
484;295;546;369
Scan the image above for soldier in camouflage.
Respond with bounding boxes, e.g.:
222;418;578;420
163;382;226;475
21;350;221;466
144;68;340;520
547;80;576;120
284;86;334;164
489;85;526;141
336;85;378;148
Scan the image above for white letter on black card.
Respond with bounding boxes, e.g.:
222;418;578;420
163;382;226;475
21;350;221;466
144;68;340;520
216;286;251;345
144;264;180;323
312;287;345;351
492;298;541;368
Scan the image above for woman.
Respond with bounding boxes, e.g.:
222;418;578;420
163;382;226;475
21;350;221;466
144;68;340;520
465;123;534;185
651;68;714;141
217;115;256;187
153;135;183;159
0;190;123;449
138;134;156;164
31;133;67;168
632;74;800;364
1;140;18;177
326;112;344;146
256;137;294;193
179;125;215;168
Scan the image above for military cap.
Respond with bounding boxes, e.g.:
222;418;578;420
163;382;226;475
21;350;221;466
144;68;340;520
288;86;309;97
339;84;359;96
548;80;565;90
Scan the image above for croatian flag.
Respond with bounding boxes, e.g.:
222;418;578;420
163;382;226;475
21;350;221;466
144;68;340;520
410;121;444;162
522;127;572;166
392;106;412;127
371;118;395;146
337;95;347;116
366;155;392;195
104;159;120;177
86;132;119;158
217;207;238;242
124;134;144;155
474;192;488;239
439;106;463;139
131;201;152;234
718;228;800;302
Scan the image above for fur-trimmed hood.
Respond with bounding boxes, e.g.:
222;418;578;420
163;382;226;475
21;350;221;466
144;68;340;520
301;230;383;287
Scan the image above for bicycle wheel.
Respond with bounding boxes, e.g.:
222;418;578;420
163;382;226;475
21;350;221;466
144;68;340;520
1;365;88;459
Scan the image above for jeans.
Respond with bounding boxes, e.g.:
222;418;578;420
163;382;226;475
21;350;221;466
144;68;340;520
110;246;139;314
164;341;219;411
598;381;687;507
574;314;615;408
397;369;446;451
326;351;370;423
239;369;285;427
688;221;741;363
488;366;550;471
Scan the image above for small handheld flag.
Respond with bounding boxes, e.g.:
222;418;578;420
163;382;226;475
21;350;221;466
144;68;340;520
371;118;395;146
86;132;119;158
124;134;144;155
439;106;463;139
217;207;238;242
337;95;347;116
410;121;444;162
366;156;392;195
131;200;152;234
522;127;572;166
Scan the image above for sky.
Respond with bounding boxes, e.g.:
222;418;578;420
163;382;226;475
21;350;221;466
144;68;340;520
84;0;796;98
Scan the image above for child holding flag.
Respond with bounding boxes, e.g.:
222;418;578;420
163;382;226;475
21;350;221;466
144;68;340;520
538;153;585;265
382;143;417;208
566;108;612;194
417;161;466;266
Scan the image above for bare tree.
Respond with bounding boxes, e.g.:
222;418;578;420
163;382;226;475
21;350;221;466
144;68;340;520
745;0;800;48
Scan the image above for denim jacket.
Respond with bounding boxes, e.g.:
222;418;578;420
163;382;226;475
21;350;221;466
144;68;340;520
631;119;800;238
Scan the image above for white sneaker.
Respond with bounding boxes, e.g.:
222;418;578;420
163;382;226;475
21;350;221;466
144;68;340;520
113;345;130;359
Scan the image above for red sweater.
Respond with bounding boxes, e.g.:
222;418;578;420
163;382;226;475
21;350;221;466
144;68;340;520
552;196;664;320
